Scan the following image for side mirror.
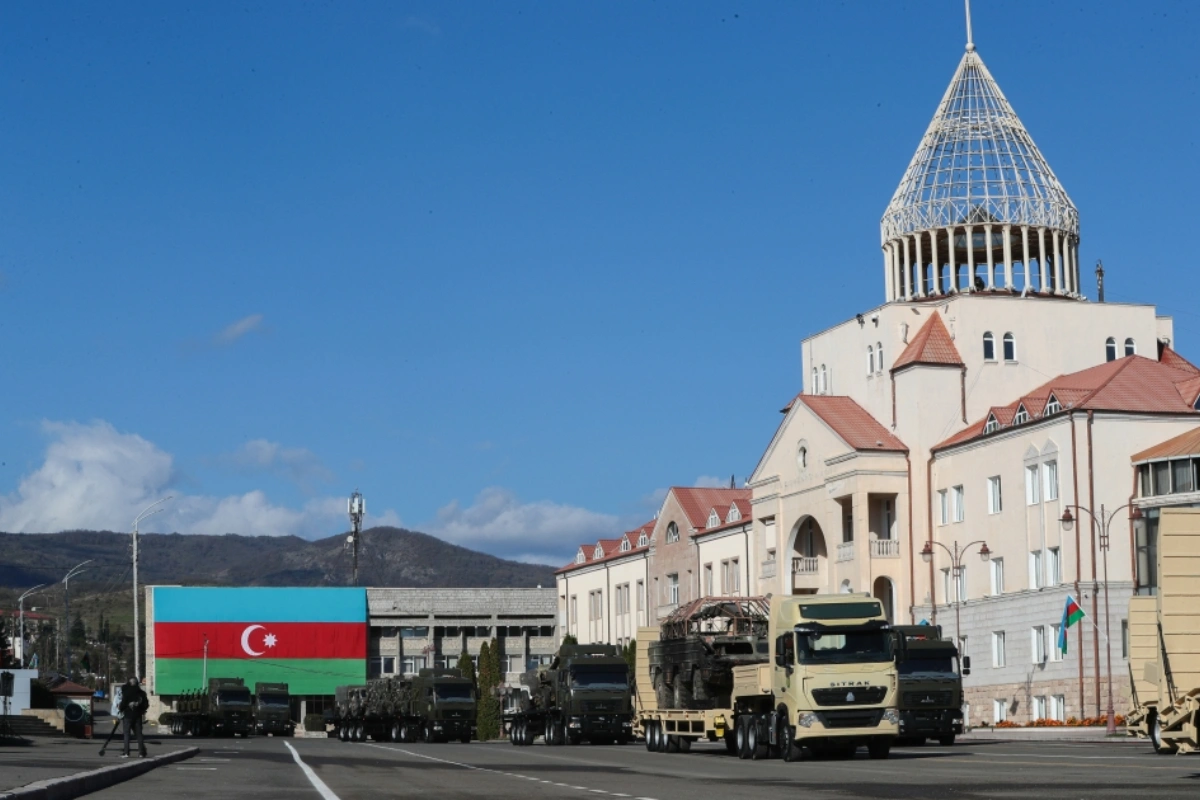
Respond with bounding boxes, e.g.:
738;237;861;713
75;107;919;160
962;656;971;676
784;665;793;677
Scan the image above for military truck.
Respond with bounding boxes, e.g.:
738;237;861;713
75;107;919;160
168;677;253;737
648;596;770;710
336;669;476;743
504;643;634;746
892;625;965;745
252;682;294;736
637;593;899;760
1126;507;1200;754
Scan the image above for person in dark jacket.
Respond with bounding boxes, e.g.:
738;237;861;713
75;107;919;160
118;676;148;757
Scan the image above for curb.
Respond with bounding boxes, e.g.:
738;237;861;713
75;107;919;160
0;746;199;800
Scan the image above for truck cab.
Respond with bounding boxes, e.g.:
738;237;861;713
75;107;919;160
412;668;476;743
253;682;294;737
892;625;965;745
208;678;253;737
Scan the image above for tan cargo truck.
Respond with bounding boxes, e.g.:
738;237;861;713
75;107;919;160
637;593;899;760
1126;507;1200;754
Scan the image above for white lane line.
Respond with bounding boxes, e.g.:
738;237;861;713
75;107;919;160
982;752;1163;762
363;744;656;800
284;741;342;800
175;767;218;771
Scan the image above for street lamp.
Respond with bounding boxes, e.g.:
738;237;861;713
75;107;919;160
133;496;173;682
1060;503;1142;734
63;560;93;680
18;584;48;668
921;539;991;662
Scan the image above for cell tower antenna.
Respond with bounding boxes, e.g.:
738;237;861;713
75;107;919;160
347;490;365;586
965;0;975;51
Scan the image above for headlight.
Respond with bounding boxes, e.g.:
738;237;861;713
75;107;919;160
797;713;817;728
882;709;900;725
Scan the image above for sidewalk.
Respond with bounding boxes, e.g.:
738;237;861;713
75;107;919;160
1;736;197;797
960;726;1142;744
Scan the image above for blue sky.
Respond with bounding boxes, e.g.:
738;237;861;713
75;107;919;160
2;1;1197;566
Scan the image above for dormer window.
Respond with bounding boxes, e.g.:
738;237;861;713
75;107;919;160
666;522;680;543
726;504;741;523
1045;395;1062;415
984;414;1000;434
620;538;631;552
575;550;585;565
637;533;648;547
593;545;604;560
707;509;720;528
1013;405;1029;425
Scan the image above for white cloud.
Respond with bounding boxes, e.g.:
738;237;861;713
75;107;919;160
214;314;264;346
227;439;333;492
0;420;400;540
693;475;731;488
427;487;622;563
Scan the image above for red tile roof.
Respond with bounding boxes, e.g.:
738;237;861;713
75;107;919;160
556;520;654;574
891;313;964;371
1159;343;1200;375
935;355;1200;451
1131;427;1200;463
795;395;908;453
669;487;751;533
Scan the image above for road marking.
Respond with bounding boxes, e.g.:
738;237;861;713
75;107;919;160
175;767;218;771
983;752;1166;762
284;741;342;800
363;744;657;800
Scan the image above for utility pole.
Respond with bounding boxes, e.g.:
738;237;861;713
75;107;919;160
18;585;47;668
202;634;209;687
63;561;93;681
132;497;172;681
347;491;366;587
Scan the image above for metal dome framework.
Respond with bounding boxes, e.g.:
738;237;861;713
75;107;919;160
880;45;1081;302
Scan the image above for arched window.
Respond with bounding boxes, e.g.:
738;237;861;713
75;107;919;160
575;550;585;565
1105;337;1117;362
876;342;883;372
820;365;828;394
620;538;631;552
637;533;648;547
811;368;818;393
798;444;808;470
867;345;875;375
726;504;741;523
707;509;720;528
1125;338;1136;357
983;332;995;361
1002;333;1015;361
666;522;680;543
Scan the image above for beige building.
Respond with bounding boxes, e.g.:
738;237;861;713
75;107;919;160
556;520;653;648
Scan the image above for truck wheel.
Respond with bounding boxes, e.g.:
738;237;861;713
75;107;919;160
868;739;891;760
937;734;955;747
736;717;750;759
781;723;800;763
747;720;767;760
337;725;346;742
1151;713;1178;755
644;722;657;751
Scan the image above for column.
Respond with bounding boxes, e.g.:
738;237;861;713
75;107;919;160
1053;230;1064;295
946;227;958;292
927;230;938;296
1020;225;1031;291
1070;239;1078;294
1037;227;1048;292
985;224;995;289
1002;224;1013;289
902;237;913;301
884;244;895;302
965;225;975;291
914;232;924;300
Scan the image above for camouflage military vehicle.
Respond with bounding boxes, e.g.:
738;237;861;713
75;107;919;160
335;684;368;741
252;682;294;736
169;677;253;737
647;596;770;710
505;643;633;746
336;669;475;743
893;625;965;745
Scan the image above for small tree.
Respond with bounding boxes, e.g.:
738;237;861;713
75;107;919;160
456;650;476;686
623;641;637;673
476;640;499;740
561;633;578;647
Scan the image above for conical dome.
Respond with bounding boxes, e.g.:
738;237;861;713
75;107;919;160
880;46;1081;303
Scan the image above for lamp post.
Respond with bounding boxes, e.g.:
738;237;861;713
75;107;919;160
63;560;93;680
133;496;173;681
18;584;48;668
1060;503;1142;734
920;539;992;660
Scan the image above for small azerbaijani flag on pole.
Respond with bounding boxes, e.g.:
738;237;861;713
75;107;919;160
1057;594;1086;654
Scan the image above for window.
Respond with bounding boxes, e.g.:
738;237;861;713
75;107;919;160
956;566;967;602
1032;695;1047;720
1045;395;1062;415
1049;623;1063;661
588;590;603;621
637;532;648;547
620;538;630;552
941;568;951;604
575;550;585;565
811;367;817;393
1003;332;1015;361
1049;694;1066;722
1122;619;1129;659
401;656;426;675
707;509;720;528
1031;626;1046;663
1048;547;1061;585
593;544;604;560
1105;337;1117;362
1152;461;1170;495
666;522;680;543
983;332;995;361
667;574;679;605
368;656;396;678
876;342;883;372
1013;405;1029;425
820;364;828;394
798;443;808;470
952;485;965;522
993;699;1007;724
990;558;1004;595
400;626;429;639
992;631;1006;667
636;579;645;612
1029;550;1043;590
1173;459;1194;494
1026;465;1041;505
570;595;577;624
506;655;523;674
867;345;875;375
721;558;741;594
703;563;713;596
984;414;999;434
938;489;949;525
1044;460;1059;501
1125;338;1136;357
987;476;1002;515
726;503;741;523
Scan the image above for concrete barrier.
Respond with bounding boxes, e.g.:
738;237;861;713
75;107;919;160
0;747;199;800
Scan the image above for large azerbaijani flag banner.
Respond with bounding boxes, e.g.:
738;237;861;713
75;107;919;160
152;587;367;695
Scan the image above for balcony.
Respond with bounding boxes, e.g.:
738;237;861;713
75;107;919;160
792;556;818;575
836;542;855;563
791;556;822;592
870;538;900;558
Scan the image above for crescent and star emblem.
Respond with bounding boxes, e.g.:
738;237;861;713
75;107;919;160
240;624;278;657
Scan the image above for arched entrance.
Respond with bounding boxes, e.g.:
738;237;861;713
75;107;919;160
872;576;895;623
786;516;827;595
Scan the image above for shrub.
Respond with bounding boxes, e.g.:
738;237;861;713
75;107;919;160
995;720;1020;728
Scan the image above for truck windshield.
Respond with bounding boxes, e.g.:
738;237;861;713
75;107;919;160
569;668;628;690
898;656;955;675
433;684;473;701
795;630;893;664
259;694;290;707
218;691;251;705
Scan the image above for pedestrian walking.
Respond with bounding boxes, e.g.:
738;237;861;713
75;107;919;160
118;676;149;757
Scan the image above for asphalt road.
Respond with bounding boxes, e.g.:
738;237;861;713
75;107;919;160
84;736;1200;800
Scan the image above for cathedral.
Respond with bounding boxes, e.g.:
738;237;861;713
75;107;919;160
557;19;1200;726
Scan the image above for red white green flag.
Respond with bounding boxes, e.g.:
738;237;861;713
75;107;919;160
1057;595;1086;654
